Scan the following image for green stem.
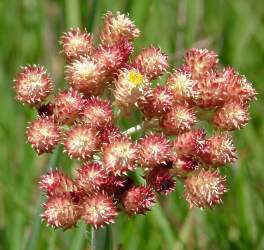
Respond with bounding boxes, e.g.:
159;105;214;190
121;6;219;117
91;226;113;250
25;146;62;250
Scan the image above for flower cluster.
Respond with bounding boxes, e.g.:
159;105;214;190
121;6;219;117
14;11;256;229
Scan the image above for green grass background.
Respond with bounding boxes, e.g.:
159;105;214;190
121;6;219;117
0;0;263;249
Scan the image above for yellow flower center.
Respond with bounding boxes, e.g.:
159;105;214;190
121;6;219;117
128;71;143;86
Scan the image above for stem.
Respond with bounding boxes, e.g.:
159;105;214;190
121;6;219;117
91;226;113;250
122;123;144;135
26;146;62;250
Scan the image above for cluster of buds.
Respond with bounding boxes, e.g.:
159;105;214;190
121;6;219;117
14;11;256;230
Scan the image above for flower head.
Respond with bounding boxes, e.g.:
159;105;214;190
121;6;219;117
80;96;112;129
102;136;137;176
76;163;107;193
147;166;175;195
212;102;250;131
63;125;100;160
160;104;196;135
54;88;83;125
100;11;140;46
201;134;237;166
61;28;94;61
183;48;218;79
66;56;106;95
173;129;206;156
14;65;53;106
39;170;76;196
26;116;61;154
137;133;172;168
100;125;122;144
184;169;227;208
166;69;197;103
95;40;133;78
193;70;226;109
139;86;174;118
132;46;168;80
172;156;199;177
122;186;156;215
81;193;118;229
42;193;81;229
220;67;257;104
114;68;149;109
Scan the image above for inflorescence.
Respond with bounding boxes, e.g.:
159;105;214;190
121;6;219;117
14;11;256;230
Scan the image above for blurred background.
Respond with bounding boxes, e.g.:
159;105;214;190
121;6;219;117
0;0;264;249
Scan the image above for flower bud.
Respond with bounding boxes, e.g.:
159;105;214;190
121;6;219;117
183;48;218;79
100;11;140;46
76;163;107;193
80;97;112;129
173;129;206;156
81;193;118;229
132;46;168;80
201;134;237;166
172;156;199;177
114;68;150;109
14;65;53;106
147;166;175;195
53;88;83;125
61;28;94;61
137;133;172;168
166;69;197;104
42;193;81;229
139;86;174;118
66;56;106;95
63;125;100;160
212;102;250;131
102;136;137;176
160;105;196;135
26;116;61;154
184;169;227;208
40;170;76;196
122;186;156;215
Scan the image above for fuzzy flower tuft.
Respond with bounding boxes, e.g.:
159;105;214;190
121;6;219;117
160;105;196;135
80;96;112;129
66;56;106;95
95;40;133;78
14;65;53;106
42;193;81;229
122;186;156;215
220;67;257;104
63;125;100;160
114;68;149;109
81;193;118;229
184;169;227;208
173;129;206;156
212;102;250;131
137;133;172;168
60;28;94;61
39;170;76;196
183;48;218;79
76;163;107;193
139;86;174;118
26;116;61;154
102;136;137;176
54;88;83;125
172;156;199;177
132;46;168;80
201;134;237;166
166;69;197;103
100;11;140;46
100;125;122;144
147;166;175;195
